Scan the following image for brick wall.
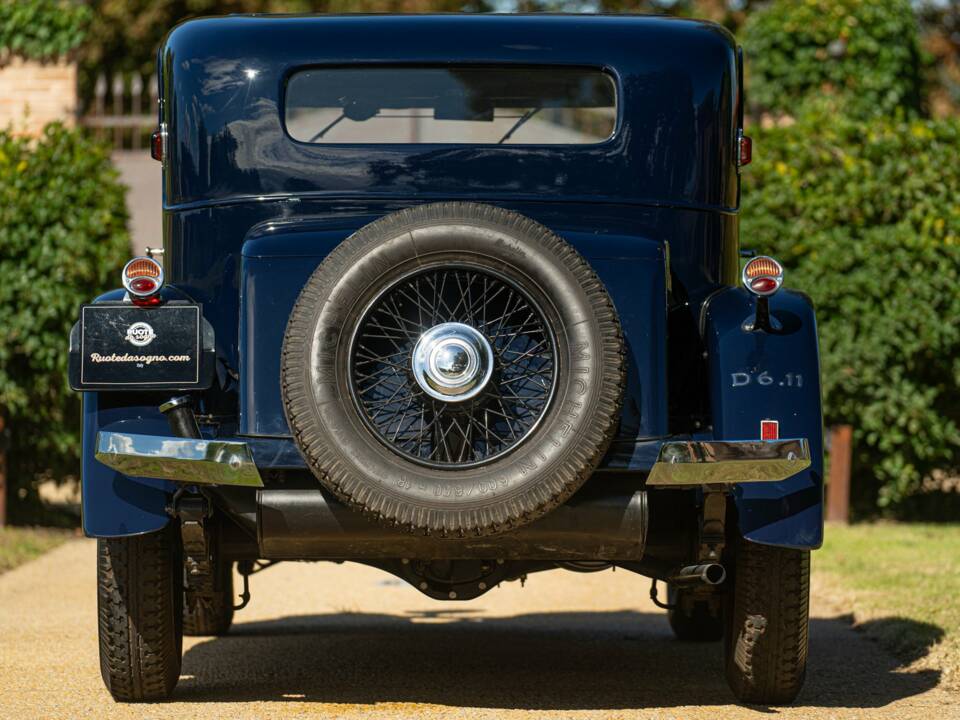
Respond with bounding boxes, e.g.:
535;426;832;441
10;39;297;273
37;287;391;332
0;58;77;135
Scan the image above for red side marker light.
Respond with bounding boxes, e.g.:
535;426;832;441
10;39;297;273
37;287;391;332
761;419;779;441
738;131;752;167
151;126;166;162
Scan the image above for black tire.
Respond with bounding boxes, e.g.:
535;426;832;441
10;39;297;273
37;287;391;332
97;526;183;702
183;560;234;636
282;202;624;537
725;537;810;705
667;584;724;642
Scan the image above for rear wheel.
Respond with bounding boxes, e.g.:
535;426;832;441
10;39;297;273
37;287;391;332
183;559;234;636
97;526;183;702
724;537;810;705
667;584;724;642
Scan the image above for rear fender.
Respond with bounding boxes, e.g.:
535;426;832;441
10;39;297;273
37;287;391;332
82;392;174;537
703;287;824;549
79;288;177;538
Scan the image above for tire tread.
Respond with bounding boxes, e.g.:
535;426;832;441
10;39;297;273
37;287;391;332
97;528;182;702
725;538;810;704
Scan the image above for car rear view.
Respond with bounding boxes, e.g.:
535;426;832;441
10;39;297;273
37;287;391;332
70;14;824;705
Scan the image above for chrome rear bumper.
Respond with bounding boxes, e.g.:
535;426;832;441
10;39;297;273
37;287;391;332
95;431;263;487
646;439;810;487
94;431;806;491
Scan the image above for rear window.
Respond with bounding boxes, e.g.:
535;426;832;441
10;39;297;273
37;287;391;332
284;66;617;145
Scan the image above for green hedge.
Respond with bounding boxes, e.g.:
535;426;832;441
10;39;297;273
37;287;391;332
0;124;129;518
742;109;960;511
742;0;925;120
743;107;960;264
0;0;91;61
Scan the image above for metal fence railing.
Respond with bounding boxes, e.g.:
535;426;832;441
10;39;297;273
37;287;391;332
80;72;158;150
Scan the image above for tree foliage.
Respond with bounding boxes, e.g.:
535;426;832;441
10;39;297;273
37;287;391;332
0;0;91;62
741;1;960;513
742;0;926;120
0;124;130;517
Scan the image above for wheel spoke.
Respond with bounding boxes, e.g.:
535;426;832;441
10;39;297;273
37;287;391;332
351;265;556;467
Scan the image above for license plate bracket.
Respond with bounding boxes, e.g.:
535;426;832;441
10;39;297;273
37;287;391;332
69;302;214;391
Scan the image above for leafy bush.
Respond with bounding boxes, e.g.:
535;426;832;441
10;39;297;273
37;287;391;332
743;106;960;263
0;124;129;518
0;0;91;62
742;0;925;120
742;109;960;511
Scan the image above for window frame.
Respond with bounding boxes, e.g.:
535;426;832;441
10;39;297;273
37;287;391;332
280;62;622;149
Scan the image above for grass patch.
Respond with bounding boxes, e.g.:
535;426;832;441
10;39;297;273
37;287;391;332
816;523;960;687
0;526;74;574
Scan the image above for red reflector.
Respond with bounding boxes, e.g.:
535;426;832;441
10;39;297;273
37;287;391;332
132;295;162;307
751;277;778;294
739;134;752;166
129;277;157;294
151;130;164;162
761;419;779;441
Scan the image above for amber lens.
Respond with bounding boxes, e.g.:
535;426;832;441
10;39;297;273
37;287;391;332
744;257;781;279
125;258;161;279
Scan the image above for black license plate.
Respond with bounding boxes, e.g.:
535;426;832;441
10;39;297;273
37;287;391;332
76;304;203;388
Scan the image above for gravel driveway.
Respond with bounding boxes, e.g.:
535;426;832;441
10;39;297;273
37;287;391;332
0;540;953;719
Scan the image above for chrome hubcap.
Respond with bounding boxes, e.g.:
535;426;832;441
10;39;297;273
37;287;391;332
412;322;494;402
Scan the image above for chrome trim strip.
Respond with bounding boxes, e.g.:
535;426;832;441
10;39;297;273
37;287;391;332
647;439;810;487
167;192;741;216
95;432;264;487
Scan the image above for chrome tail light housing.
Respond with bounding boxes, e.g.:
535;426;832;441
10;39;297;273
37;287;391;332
742;255;783;297
122;256;164;302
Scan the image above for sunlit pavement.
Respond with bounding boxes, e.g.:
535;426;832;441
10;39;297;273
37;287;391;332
0;539;954;720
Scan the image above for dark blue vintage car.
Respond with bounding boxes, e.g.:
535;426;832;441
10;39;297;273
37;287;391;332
70;13;823;705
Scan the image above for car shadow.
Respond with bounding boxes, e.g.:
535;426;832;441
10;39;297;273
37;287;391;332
175;609;942;709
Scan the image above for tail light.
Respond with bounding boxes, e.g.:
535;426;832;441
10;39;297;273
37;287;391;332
742;255;783;297
123;256;164;304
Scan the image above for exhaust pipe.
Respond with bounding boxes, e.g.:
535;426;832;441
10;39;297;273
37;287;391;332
257;483;648;561
668;562;726;586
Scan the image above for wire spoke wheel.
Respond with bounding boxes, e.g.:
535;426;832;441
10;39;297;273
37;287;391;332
282;202;624;535
349;266;557;468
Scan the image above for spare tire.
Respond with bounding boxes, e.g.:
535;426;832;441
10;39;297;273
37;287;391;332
281;202;624;536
